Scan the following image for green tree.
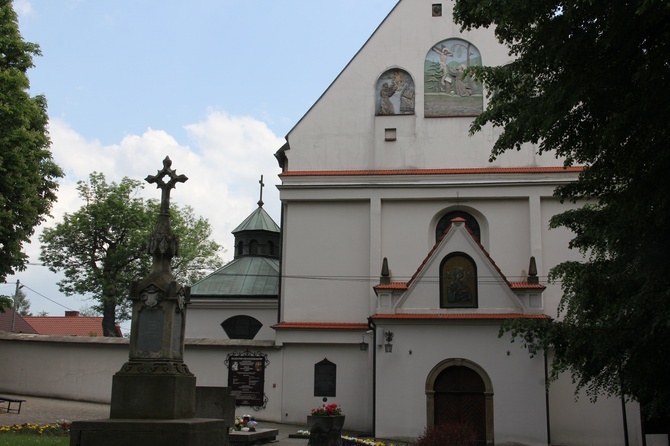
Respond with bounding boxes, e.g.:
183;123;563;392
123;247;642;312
11;288;30;316
0;0;63;282
0;295;10;313
453;0;670;415
39;172;224;337
0;288;30;315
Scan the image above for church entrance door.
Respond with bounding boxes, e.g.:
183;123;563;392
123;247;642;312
433;365;486;445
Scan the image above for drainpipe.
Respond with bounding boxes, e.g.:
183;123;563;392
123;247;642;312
621;394;629;446
368;317;377;438
544;349;551;445
277;201;284;324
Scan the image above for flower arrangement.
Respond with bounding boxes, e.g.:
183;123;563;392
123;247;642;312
310;403;343;416
231;415;258;432
0;421;71;437
341;436;398;446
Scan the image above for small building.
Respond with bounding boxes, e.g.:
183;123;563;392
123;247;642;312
187;200;280;341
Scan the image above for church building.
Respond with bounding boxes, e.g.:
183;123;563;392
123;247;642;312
188;1;644;444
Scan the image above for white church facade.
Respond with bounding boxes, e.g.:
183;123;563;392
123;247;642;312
187;1;645;444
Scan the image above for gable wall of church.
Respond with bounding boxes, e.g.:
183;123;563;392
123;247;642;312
285;0;559;172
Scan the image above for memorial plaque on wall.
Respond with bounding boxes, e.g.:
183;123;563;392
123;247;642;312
314;359;336;397
227;356;265;406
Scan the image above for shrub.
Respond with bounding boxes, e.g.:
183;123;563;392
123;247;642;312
416;423;477;446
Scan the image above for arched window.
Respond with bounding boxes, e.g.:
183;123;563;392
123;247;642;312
436;211;480;242
440;252;478;308
221;315;262;340
267;241;275;256
249;240;259;255
236;241;244;256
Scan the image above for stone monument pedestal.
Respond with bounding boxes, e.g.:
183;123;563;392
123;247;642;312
111;369;196;419
69;418;227;446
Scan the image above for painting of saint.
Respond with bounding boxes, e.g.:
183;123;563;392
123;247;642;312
425;38;483;117
375;69;415;115
440;253;478;308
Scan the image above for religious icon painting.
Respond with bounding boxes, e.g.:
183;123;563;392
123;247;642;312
424;38;483;117
375;69;415;116
440;253;478;308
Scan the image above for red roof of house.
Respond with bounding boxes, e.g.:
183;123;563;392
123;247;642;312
280;166;583;177
273;322;369;330
371;313;550;320
23;314;121;337
0;309;38;334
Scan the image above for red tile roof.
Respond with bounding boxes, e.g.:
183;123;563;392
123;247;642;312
0;309;38;334
371;313;550;320
280;166;583;177
509;282;546;290
273;322;369;330
23;315;121;337
374;282;409;290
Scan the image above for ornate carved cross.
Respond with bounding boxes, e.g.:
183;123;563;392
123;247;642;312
145;156;188;213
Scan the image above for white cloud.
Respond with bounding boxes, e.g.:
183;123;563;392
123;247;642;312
13;0;33;17
47;112;283;256
8;111;285;316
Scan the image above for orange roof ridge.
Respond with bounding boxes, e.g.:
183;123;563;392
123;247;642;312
371;313;550;320
280;166;583;177
273;322;369;330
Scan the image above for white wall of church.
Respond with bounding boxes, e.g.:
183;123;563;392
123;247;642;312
185;304;278;340
285;0;557;172
281;201;371;323
278;343;372;432
374;323;547;444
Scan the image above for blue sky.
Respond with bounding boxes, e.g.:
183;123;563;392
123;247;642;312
3;0;398;321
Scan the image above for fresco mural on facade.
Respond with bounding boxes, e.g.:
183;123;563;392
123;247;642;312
424;38;482;117
375;69;415;116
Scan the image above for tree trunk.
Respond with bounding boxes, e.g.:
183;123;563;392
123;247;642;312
102;298;118;337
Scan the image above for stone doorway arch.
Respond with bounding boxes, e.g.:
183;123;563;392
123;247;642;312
426;358;494;445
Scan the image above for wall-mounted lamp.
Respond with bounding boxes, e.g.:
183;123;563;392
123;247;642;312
525;335;538;356
359;334;369;351
384;331;394;353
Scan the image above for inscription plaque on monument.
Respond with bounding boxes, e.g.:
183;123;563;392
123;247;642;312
228;356;265;406
137;308;164;352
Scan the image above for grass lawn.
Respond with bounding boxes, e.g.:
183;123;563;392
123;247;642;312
0;422;71;445
0;433;69;445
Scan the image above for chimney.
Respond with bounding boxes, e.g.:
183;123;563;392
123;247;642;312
65;311;80;317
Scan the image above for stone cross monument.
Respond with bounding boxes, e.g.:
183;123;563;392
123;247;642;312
110;156;195;419
69;157;227;446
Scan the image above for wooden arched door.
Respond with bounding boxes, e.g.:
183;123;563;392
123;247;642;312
433;365;487;445
427;359;494;445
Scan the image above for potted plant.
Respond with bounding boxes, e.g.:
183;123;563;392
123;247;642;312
307;403;345;446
